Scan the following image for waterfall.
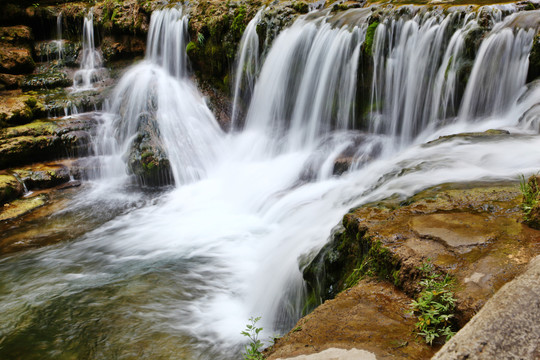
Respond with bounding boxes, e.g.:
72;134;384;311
231;8;264;129
73;10;105;90
458;13;537;121
369;6;537;148
245;13;366;152
55;13;63;60
95;8;223;186
2;4;540;360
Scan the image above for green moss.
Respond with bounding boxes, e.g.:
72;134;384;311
364;21;379;56
25;96;37;108
292;1;309;13
231;6;247;39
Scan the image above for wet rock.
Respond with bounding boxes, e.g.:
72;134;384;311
424;129;511;146
0;93;46;126
34;40;81;67
127;113;173;187
12;163;70;190
0;194;47;223
22;71;72;91
528;33;540;82
333;157;354;176
433;255;540;360
266;280;435;360
0;174;24;204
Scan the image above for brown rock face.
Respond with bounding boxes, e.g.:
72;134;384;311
266;280;436;360
0;46;35;74
0;26;35;75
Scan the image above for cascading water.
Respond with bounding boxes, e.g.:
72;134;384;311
231;8;264;129
1;4;540;360
55;12;63;60
95;8;223;186
245;12;367;152
73;10;105;90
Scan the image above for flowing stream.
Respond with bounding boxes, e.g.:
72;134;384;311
1;5;540;360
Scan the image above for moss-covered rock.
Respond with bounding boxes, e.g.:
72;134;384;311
0;46;35;75
22;71;72;91
0;194;47;222
0;115;97;169
127;113;173;187
34;40;81;67
0;26;33;46
0;174;24;204
303;182;540;328
12;163;71;190
0;93;46;126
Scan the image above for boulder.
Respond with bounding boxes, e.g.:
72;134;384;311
0;26;33;46
0;174;24;204
303;183;540;328
432;255;540;360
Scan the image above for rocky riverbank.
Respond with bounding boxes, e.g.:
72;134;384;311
0;0;539;358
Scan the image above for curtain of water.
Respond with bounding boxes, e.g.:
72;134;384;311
73;10;104;90
244;17;365;152
95;8;223;185
231;9;264;129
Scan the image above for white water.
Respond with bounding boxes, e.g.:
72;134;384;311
55;13;64;60
1;5;540;360
73;10;105;90
95;8;223;185
231;8;263;129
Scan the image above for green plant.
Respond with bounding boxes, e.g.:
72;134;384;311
410;261;456;345
520;174;539;222
197;32;205;45
241;317;264;360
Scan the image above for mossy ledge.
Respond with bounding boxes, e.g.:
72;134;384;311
303;182;540;328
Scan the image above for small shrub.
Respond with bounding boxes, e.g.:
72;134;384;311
241;317;264;360
519;174;540;224
411;261;456;345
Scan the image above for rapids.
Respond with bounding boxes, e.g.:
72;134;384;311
1;4;540;360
